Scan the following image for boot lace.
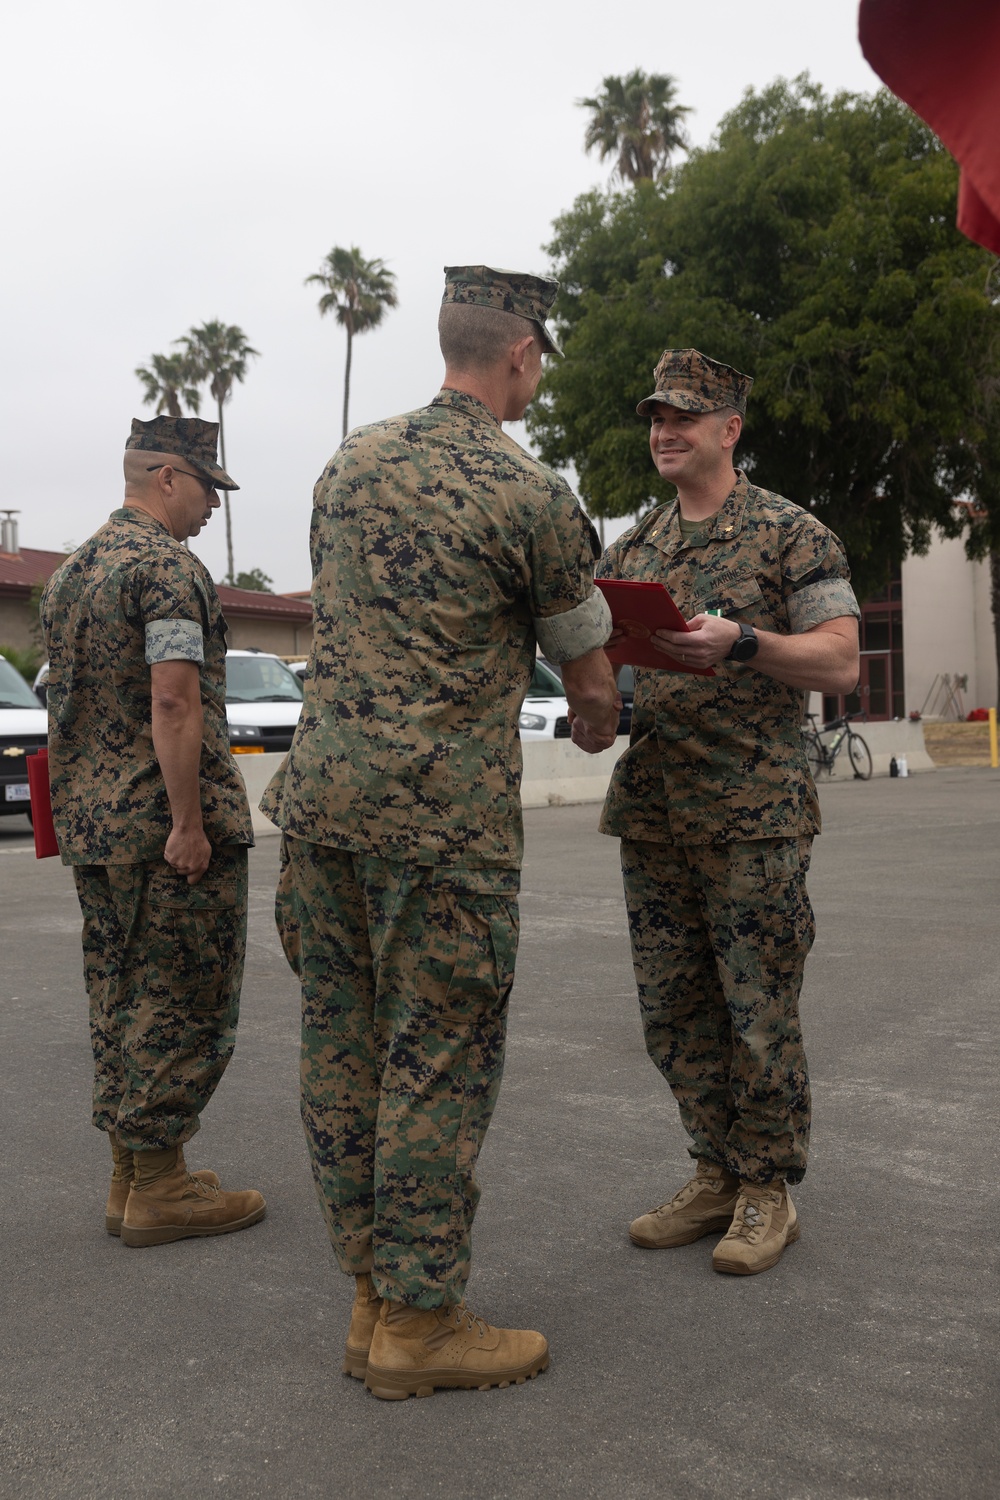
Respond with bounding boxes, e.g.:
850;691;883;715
654;1164;722;1215
449;1304;490;1339
728;1186;778;1241
183;1174;220;1202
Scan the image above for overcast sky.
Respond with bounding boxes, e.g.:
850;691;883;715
2;0;880;591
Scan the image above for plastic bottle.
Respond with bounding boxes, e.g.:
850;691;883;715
889;756;898;777
898;755;908;777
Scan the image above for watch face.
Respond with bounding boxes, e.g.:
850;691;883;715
730;626;758;661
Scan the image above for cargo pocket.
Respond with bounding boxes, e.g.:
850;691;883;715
146;859;240;1012
760;841;815;989
434;870;520;1023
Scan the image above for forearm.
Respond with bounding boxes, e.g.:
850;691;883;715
151;697;206;832
654;614;859;696
562;648;620;732
752;627;859;695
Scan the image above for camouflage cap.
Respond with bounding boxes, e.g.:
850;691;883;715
125;416;239;490
442;264;562;356
636;349;753;417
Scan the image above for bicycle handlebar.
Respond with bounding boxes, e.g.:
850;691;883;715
803;710;867;732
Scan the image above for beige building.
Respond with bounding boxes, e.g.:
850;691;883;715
0;517;312;663
815;533;997;724
901;538;996;718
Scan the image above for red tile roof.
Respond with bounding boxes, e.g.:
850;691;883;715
216;585;312;623
0;547;312;623
0;547;70;594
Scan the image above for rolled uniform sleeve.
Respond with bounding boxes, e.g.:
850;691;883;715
784;524;861;633
526;488;613;663
136;562;212;665
145;618;204;665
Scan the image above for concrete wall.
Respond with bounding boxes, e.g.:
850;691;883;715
237;723;930;838
902;540;997;716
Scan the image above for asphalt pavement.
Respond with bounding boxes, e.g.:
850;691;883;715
1;768;998;1500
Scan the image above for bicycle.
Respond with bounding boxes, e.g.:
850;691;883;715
801;712;873;780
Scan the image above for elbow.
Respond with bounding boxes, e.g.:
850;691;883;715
833;669;861;696
151;689;188;718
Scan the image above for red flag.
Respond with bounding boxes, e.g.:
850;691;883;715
859;0;1000;255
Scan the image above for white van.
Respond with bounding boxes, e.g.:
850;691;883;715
225;648;304;755
0;656;48;819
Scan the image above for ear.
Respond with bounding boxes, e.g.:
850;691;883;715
510;335;535;374
721;413;742;451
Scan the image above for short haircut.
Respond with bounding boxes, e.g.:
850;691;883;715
124;448;176;484
438;301;542;372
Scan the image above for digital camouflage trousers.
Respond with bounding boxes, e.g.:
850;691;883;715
621;836;815;1185
275;835;520;1309
73;848;248;1152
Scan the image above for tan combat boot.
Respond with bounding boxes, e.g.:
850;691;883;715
712;1179;800;1275
104;1131;218;1236
121;1145;265;1248
364;1300;549;1400
343;1273;384;1379
629;1159;740;1248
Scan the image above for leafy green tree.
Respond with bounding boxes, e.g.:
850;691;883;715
176;321;260;584
232;567;273;592
579;70;690;184
0;644;41;682
135;352;201;418
306;246;398;440
530;78;1000;607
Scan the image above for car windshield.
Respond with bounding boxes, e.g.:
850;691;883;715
0;657;43;709
225;655;304;704
525;660;565;699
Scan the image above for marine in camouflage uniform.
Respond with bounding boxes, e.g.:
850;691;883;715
263;265;619;1396
41;417;264;1247
596;349;860;1275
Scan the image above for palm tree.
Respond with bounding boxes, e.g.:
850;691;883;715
175;321;259;583
135;351;202;419
306;246;398;439
580;71;691;184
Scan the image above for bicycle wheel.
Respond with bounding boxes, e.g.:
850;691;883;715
848;731;872;780
804;733;826;779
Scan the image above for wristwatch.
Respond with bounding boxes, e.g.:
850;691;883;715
726;622;759;662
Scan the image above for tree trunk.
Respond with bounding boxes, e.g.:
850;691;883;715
218;398;234;584
342;325;353;441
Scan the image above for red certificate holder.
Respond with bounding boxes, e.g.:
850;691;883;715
26;748;59;859
596;579;716;675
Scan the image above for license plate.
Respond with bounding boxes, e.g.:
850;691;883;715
5;783;30;802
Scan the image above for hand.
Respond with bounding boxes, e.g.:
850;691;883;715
164;826;212;885
652;613;742;670
567;696;622;755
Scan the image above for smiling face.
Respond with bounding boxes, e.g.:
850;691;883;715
648;404;742;490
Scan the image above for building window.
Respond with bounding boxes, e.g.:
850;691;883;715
823;569;903;723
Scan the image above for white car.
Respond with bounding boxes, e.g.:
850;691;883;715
225;648;304;755
518;658;570;741
0;656;48;819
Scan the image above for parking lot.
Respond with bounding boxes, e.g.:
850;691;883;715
1;768;998;1499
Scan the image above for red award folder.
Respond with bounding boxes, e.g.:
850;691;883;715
26;748;59;859
596;579;716;674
